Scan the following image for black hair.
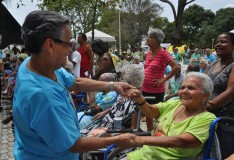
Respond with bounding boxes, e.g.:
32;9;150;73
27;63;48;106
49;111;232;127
187;63;200;73
91;39;108;56
78;33;87;41
221;32;234;45
21;10;70;55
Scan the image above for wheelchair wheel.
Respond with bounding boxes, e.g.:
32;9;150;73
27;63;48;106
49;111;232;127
107;147;136;160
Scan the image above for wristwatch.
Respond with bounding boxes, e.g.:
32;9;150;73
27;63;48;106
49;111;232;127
109;81;114;91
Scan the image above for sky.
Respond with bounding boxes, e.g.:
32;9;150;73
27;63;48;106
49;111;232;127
2;0;234;26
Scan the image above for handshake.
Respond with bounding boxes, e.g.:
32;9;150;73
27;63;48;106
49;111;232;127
114;133;142;149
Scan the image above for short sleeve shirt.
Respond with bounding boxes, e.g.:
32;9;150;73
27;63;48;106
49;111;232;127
142;48;172;93
13;58;80;160
127;99;216;160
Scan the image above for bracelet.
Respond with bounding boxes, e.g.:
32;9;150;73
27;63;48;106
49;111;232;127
109;81;114;91
135;100;146;106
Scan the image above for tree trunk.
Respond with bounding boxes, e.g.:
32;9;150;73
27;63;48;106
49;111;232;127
91;6;97;42
174;0;186;46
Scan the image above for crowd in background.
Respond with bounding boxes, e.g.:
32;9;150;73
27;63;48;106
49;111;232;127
0;16;234;159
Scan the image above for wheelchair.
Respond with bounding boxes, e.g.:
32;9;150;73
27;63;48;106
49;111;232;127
102;117;234;160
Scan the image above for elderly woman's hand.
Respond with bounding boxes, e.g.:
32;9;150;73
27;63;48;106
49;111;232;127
126;88;142;99
114;133;137;149
114;82;135;97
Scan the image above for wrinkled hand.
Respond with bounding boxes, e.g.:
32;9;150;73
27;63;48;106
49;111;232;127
92;112;106;120
126;88;143;99
114;82;135;97
115;133;137;149
152;78;165;88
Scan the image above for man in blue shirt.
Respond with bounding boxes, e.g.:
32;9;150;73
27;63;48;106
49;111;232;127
204;48;216;63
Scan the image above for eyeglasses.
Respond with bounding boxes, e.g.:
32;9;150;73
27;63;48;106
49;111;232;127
53;39;72;48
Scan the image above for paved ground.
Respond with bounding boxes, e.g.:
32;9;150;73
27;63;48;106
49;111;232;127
0;98;14;160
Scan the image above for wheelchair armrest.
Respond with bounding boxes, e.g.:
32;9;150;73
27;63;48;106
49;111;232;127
135;131;151;136
106;129;133;133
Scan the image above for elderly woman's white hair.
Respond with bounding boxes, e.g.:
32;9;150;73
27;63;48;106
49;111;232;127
200;59;208;65
185;72;213;97
148;28;165;43
119;64;144;89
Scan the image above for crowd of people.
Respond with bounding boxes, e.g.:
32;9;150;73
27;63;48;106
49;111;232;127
0;10;234;160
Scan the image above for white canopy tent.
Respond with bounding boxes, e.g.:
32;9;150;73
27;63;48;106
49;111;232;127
230;29;234;33
86;29;116;42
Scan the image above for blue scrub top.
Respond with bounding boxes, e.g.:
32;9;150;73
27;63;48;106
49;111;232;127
13;58;80;160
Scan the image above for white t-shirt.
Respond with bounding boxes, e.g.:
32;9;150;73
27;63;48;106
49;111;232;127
72;51;81;78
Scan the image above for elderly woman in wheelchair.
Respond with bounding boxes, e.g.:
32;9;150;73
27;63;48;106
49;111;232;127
125;72;216;160
80;64;144;137
77;73;118;129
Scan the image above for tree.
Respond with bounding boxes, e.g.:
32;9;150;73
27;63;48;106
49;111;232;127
98;0;162;50
39;0;118;39
213;7;234;34
182;4;215;47
160;0;195;46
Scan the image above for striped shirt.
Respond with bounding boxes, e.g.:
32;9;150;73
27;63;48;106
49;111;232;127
142;48;172;93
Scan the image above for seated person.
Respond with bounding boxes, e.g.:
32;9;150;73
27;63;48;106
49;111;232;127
199;59;208;73
126;72;216;160
77;73;118;129
3;57;24;97
165;64;184;101
186;62;200;73
81;64;144;136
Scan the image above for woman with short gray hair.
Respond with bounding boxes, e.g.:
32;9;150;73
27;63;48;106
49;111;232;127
119;64;144;89
13;10;136;160
81;64;144;137
125;71;216;160
142;28;180;131
185;72;214;101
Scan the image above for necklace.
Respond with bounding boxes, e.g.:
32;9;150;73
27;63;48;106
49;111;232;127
173;106;185;120
29;61;57;82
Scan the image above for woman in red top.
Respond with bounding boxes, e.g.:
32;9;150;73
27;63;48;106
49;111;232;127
142;28;179;131
77;33;93;78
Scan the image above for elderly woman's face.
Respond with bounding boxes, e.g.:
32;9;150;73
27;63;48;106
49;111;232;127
53;25;72;69
178;76;207;108
147;35;158;47
215;33;234;57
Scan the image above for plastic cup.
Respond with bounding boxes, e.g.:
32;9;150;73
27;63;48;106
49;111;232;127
113;117;123;129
